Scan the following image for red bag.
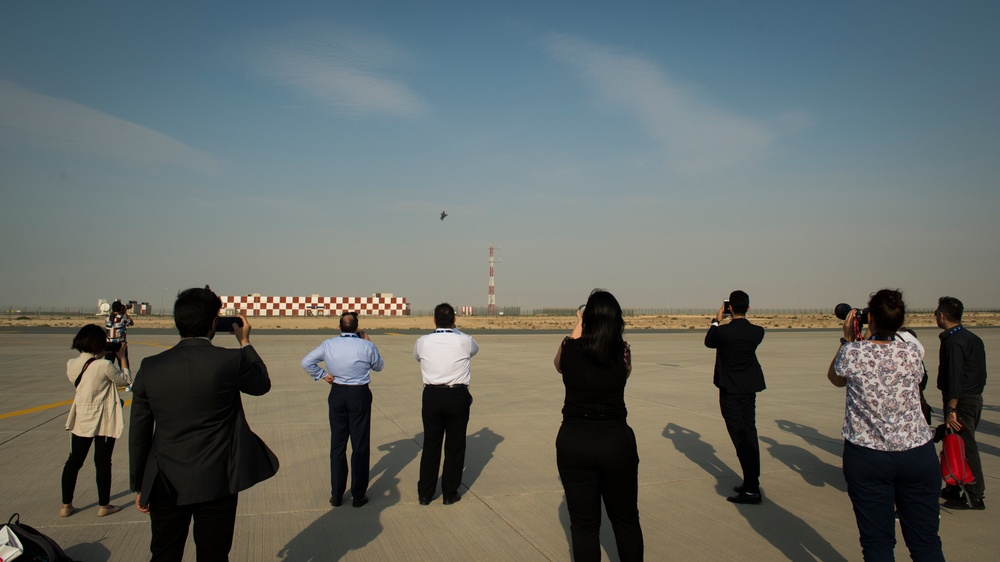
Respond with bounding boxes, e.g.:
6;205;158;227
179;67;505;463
941;428;975;486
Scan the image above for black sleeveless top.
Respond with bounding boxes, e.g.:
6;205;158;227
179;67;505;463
559;337;630;421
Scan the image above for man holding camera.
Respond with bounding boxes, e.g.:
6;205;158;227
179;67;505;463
105;299;133;367
935;296;987;510
130;286;277;561
301;311;384;508
705;290;766;504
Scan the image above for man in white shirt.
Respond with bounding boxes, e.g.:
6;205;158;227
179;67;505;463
413;303;479;505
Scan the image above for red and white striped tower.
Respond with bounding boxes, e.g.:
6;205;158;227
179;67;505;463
487;244;499;315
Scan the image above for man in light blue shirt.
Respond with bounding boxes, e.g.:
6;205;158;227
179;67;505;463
301;311;383;508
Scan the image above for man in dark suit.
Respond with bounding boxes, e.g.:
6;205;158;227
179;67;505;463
130;287;277;561
705;290;766;504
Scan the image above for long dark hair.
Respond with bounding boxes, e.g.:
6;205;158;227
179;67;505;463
580;289;625;367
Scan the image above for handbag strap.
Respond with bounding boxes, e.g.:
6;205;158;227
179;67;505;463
74;357;98;388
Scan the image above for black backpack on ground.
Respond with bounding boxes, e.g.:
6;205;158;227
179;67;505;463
4;513;77;562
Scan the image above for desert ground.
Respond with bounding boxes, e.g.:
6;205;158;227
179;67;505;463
3;311;999;331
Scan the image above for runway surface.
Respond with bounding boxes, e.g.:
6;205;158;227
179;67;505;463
1;327;997;561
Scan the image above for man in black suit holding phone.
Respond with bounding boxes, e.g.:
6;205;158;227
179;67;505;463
705;290;766;504
130;286;277;561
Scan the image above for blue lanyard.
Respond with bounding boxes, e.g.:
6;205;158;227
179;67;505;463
868;334;895;342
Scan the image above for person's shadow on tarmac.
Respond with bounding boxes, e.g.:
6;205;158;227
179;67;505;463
663;423;848;562
276;436;419;561
461;426;505;491
661;422;738;497
760;436;847;492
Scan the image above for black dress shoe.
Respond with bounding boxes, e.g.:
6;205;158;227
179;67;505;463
943;496;985;510
727;490;762;505
352;496;369;508
733;484;745;494
330;497;342;507
418;497;432;506
442;494;462;505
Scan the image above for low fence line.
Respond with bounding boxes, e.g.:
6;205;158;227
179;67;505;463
5;306;997;319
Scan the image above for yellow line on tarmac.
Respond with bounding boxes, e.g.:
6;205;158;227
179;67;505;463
130;340;172;349
383;332;406;336
0;393;133;420
0;399;73;419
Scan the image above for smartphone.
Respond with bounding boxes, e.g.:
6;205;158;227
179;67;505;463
215;316;244;333
723;300;731;317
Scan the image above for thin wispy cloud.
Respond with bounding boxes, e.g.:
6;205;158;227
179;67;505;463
243;24;427;117
545;33;807;174
0;80;222;175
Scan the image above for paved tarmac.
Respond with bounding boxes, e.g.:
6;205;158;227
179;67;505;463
1;327;997;561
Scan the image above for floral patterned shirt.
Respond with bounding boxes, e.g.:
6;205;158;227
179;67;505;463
833;340;933;451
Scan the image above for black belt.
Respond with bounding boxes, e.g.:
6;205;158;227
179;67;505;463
424;383;468;388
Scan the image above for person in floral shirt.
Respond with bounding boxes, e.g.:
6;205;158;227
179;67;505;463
828;289;943;562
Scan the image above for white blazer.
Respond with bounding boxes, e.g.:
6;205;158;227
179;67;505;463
65;353;132;439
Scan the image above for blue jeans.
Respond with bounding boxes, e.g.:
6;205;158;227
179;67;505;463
842;440;943;562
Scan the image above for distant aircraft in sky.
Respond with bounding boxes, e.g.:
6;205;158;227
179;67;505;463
440;211;448;221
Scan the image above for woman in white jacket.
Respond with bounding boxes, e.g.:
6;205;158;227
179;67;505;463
61;324;131;517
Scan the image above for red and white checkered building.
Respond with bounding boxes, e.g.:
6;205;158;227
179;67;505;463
220;294;409;317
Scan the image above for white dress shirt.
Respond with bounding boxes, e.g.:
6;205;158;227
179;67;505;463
413;328;479;385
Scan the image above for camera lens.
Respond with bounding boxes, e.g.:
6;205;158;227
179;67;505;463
834;303;852;320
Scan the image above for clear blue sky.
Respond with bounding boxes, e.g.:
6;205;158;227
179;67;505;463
2;1;998;311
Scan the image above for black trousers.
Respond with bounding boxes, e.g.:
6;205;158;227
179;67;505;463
943;394;985;500
148;475;239;562
328;383;372;502
719;389;761;492
61;434;115;505
556;418;643;562
418;385;471;500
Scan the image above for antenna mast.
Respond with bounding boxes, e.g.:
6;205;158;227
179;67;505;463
488;244;500;315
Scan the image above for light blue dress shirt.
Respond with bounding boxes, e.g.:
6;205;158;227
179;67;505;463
301;333;384;385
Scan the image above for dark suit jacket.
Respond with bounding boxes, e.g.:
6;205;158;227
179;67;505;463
129;338;275;506
705;318;766;394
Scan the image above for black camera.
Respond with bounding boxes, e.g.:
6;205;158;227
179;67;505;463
215;316;244;333
835;303;869;325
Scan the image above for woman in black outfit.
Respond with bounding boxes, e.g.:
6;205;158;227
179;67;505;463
554;289;643;561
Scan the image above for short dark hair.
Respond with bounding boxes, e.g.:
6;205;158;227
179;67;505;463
729;290;749;315
937;296;963;324
340;311;359;333
111;300;125;314
868;289;905;338
72;324;107;354
434;303;456;328
174;286;222;338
